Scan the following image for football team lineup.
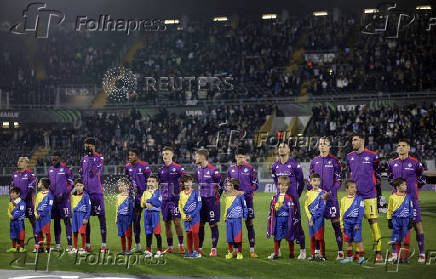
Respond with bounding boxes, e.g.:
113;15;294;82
6;135;433;274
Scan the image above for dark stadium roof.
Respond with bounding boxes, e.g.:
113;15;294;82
0;0;429;20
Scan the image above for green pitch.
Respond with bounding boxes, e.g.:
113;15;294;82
1;191;436;279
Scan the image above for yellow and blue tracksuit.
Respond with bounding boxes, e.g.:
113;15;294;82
9;198;26;241
305;189;326;240
71;192;91;234
340;194;364;242
225;194;248;243
387;193;413;242
141;189;162;235
179;189;202;233
34;191;54;233
116;194;133;237
267;193;295;241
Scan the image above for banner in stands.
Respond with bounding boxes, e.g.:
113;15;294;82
0;111;20;119
304;53;336;64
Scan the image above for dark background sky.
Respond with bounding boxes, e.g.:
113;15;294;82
0;0;431;21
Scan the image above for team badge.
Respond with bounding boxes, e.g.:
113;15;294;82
408;163;412;168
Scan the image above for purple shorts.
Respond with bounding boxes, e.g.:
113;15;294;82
51;196;72;219
244;193;255;220
412;198;422;223
200;196;220;224
161;199;181;222
89;193;105;216
324;199;340;220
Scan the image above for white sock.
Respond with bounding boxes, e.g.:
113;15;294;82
56;244;61;248
250;247;254;253
86;243;91;248
101;243;106;247
136;243;141;249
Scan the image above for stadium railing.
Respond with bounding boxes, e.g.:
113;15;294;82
6;91;436;109
0;162;276;180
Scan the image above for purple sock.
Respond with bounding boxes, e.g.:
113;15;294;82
86;218;91;244
198;225;205;248
417;234;425;254
133;210;141;244
98;215;107;243
392;242;397;253
31;220;38;245
178;235;184;245
211;225;219;248
247;225;255;248
64;218;72;246
332;221;343;251
297;224;306;249
54;218;61;245
167;237;173;247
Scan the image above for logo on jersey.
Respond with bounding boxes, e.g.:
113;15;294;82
408;163;412;168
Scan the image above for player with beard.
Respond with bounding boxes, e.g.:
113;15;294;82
346;134;383;262
48;151;73;252
125;148;152;252
387;139;426;263
194;149;221;256
79;137;107;253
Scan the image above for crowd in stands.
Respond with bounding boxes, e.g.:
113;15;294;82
1;102;434;179
304;102;436;171
304;13;436;95
1;11;435;107
0;27;124;106
0;105;272;168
